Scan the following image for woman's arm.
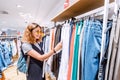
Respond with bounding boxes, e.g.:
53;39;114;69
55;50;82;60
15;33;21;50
27;41;62;61
27;49;54;61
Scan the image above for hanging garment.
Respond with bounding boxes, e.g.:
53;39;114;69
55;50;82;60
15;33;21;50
72;20;83;80
0;46;6;78
113;13;120;80
82;19;103;80
0;40;15;78
113;34;120;80
42;35;50;77
104;15;117;80
50;29;55;50
112;13;120;80
43;35;50;54
17;39;22;56
1;41;12;66
47;29;55;70
67;24;76;80
68;20;75;56
11;40;17;56
77;22;85;80
0;44;7;70
98;20;113;80
8;41;13;60
58;23;71;80
51;25;62;78
105;12;120;80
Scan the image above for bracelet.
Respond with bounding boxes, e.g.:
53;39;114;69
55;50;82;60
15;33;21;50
53;49;56;53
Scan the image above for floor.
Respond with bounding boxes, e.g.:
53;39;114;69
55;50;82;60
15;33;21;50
1;64;26;80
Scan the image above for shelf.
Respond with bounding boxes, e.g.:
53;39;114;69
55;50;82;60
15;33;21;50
51;0;114;22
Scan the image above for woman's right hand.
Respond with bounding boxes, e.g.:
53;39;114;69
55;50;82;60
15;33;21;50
53;41;62;54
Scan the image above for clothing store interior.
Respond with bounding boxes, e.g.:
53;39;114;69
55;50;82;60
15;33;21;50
0;0;120;80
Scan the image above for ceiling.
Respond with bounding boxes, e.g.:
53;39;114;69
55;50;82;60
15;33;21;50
0;0;65;32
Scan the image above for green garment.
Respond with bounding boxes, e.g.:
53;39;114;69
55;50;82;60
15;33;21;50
72;20;83;80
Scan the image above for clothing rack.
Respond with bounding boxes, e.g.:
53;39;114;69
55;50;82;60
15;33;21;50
0;35;17;40
76;2;115;21
50;0;116;80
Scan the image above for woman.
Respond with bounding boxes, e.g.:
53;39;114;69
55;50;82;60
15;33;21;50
22;23;62;80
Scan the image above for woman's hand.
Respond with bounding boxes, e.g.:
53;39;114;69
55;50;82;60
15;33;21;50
54;41;62;53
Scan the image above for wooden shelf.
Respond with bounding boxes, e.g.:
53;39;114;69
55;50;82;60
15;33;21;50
51;0;114;22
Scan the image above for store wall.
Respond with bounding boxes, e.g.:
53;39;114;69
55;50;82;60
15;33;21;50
40;0;76;28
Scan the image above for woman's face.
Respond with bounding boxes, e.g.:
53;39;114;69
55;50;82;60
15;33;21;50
32;27;41;40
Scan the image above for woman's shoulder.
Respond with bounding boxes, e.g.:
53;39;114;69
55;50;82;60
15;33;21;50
22;42;32;49
22;42;30;45
21;42;33;54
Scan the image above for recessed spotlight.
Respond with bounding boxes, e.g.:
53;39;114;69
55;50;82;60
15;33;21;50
0;10;9;14
17;5;22;8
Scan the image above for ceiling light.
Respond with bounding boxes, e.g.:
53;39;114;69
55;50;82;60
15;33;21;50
20;13;34;19
17;5;22;8
0;10;9;14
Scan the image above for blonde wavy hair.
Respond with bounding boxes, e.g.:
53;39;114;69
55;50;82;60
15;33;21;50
22;23;42;44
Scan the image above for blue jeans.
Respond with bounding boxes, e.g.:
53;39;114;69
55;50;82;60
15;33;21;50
2;43;12;66
98;20;112;80
0;44;8;79
0;45;7;69
0;46;4;78
82;19;104;80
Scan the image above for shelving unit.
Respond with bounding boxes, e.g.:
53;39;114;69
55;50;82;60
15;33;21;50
51;0;114;22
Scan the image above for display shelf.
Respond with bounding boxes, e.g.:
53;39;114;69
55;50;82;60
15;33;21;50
51;0;114;22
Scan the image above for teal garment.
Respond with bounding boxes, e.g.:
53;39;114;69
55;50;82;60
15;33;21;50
72;20;83;80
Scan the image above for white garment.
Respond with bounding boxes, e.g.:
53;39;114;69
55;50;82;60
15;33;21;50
17;40;21;57
44;36;50;53
42;35;50;77
58;23;71;80
11;40;17;56
47;28;56;69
